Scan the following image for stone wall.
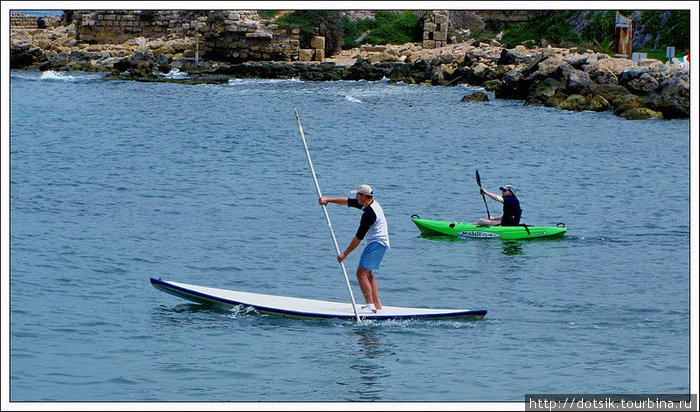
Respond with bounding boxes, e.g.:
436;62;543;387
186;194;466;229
73;10;207;43
423;10;449;49
200;11;301;62
10;14;61;29
71;10;305;62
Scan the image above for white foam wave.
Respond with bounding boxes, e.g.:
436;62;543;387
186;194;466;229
154;68;190;79
344;95;362;103
40;70;76;81
458;84;487;92
227;77;302;86
15;70;106;82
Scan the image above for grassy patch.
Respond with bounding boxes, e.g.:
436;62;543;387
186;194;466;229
499;11;580;48
258;10;279;20
342;11;421;49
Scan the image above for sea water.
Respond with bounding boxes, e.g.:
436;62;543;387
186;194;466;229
8;70;691;402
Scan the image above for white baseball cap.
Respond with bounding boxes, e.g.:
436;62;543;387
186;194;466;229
350;184;373;196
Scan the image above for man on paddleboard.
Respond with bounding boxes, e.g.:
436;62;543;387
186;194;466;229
474;184;522;226
319;184;390;314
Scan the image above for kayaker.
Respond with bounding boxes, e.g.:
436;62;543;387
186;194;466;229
474;184;522;226
319;184;390;314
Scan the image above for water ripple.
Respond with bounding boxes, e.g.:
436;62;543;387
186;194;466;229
8;70;690;401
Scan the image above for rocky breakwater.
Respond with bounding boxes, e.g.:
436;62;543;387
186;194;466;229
489;45;689;120
11;22;689;120
212;42;690;120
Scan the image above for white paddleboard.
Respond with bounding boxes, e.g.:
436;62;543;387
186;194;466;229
150;278;487;321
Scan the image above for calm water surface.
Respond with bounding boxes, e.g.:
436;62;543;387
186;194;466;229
8;70;691;402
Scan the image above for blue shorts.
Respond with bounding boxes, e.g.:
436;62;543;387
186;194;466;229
358;242;387;271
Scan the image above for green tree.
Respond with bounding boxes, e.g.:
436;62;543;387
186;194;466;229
276;11;344;54
342;11;421;49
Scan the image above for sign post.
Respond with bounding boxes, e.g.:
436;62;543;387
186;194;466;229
666;46;676;63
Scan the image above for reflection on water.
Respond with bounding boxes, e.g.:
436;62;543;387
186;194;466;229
357;328;382;358
347;327;391;401
418;233;525;256
502;240;523;256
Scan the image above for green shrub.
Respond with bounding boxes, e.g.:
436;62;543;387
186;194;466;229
458;28;499;45
258;10;279;20
342;11;421;49
579;10;616;46
276;10;344;53
645;10;690;53
341;15;376;48
500;11;579;48
276;10;325;33
208;11;224;25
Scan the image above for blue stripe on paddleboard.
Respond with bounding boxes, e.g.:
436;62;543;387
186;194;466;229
150;278;487;320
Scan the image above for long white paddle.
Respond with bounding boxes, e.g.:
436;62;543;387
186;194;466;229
294;109;361;322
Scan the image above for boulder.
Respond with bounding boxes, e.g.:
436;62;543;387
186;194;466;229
148;39;166;50
587;67;618;85
596;57;635;75
496;49;516;66
460;62;494;85
368;52;397;63
429;65;446;84
534;56;567;78
167;39;193;53
155;45;176;55
592;83;631;103
623;73;658;95
617;66;660;95
496;66;528;99
611;93;644;116
564;67;591;94
460;92;490;102
483;79;502;92
557;94;588;111
523;53;548;76
525;77;564;106
155;54;172;72
112;51;158;77
563;53;589;69
637;58;662;67
585;95;610;112
618;65;649;83
642;77;690;119
496;48;526;65
344;58;390;81
620;107;663;120
10;42;40;68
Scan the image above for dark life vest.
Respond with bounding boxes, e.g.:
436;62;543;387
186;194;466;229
501;194;522;226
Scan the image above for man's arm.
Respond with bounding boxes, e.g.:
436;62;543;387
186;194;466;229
480;189;504;203
319;197;348;206
338;235;361;262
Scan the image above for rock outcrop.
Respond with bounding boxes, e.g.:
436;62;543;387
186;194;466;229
10;15;690;120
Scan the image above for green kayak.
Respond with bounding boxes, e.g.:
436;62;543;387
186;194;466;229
411;216;567;240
